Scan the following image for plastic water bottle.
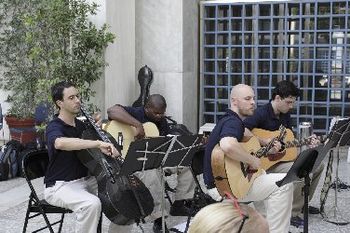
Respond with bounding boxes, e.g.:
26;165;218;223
36;137;41;149
117;132;123;150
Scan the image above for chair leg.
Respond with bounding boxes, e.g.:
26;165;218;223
22;200;32;233
190;167;205;194
97;212;103;233
38;207;55;233
57;213;65;233
164;181;174;206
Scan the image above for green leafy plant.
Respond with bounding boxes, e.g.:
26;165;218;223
0;0;115;120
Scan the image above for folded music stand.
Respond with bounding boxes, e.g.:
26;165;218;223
320;117;350;226
121;135;203;232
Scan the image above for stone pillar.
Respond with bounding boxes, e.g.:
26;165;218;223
104;0;136;112
135;0;199;132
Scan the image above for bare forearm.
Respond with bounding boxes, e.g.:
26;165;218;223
107;105;141;127
220;137;257;165
55;137;101;151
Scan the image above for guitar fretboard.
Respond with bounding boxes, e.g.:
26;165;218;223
284;138;311;148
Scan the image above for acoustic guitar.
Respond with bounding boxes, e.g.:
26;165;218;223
211;136;276;199
103;120;159;157
252;128;322;170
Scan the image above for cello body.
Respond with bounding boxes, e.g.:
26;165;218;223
78;128;154;225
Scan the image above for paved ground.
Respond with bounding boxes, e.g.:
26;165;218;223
1;147;350;233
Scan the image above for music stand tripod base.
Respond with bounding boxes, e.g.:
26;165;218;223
321;118;350;226
322;150;350;226
323;208;350;226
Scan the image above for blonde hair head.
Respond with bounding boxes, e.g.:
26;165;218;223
188;201;269;233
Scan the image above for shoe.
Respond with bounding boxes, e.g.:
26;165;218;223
301;205;320;215
170;200;193;216
308;206;320;214
165;181;176;193
330;178;350;190
153;219;169;233
290;216;304;228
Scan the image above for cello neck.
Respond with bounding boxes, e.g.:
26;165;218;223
80;106;111;143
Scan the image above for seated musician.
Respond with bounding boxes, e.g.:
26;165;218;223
107;94;196;233
203;84;293;233
44;81;119;233
243;80;324;228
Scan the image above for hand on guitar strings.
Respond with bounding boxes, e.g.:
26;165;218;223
308;134;321;148
266;139;282;155
97;140;120;158
135;122;146;139
248;156;261;171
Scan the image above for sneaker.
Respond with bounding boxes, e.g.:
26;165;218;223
153;219;169;233
301;205;320;215
165;181;176;193
290;216;304;228
170;200;193;216
308;206;320;214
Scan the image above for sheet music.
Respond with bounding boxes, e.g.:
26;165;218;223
328;117;350;144
329;116;350;133
120;135;203;175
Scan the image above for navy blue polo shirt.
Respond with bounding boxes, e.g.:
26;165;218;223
203;109;245;187
244;102;292;131
44;117;88;185
123;106;170;136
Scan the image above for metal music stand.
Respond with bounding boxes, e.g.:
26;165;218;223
121;135;203;232
120;137;170;176
275;140;333;233
321;118;350;226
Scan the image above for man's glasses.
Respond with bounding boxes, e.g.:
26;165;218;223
281;97;296;106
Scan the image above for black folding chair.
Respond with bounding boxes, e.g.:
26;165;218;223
22;149;73;233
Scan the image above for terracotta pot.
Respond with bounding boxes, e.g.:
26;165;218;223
5;116;37;144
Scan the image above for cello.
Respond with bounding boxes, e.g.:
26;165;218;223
77;106;154;225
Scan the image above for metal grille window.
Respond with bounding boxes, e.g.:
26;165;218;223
200;0;350;135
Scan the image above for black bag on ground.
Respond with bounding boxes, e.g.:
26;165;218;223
0;140;23;180
0;149;10;181
166;116;193;136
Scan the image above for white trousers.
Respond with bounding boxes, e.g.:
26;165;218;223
134;167;196;221
267;161;324;217
240;172;293;233
171;167;196;200
44;176;101;233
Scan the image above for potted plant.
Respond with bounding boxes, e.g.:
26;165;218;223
0;0;115;144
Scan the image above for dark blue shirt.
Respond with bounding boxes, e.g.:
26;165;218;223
244;102;291;131
123;106;170;136
203;109;245;187
44;117;88;185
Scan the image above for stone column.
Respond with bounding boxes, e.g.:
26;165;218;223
104;0;136;112
135;0;199;132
